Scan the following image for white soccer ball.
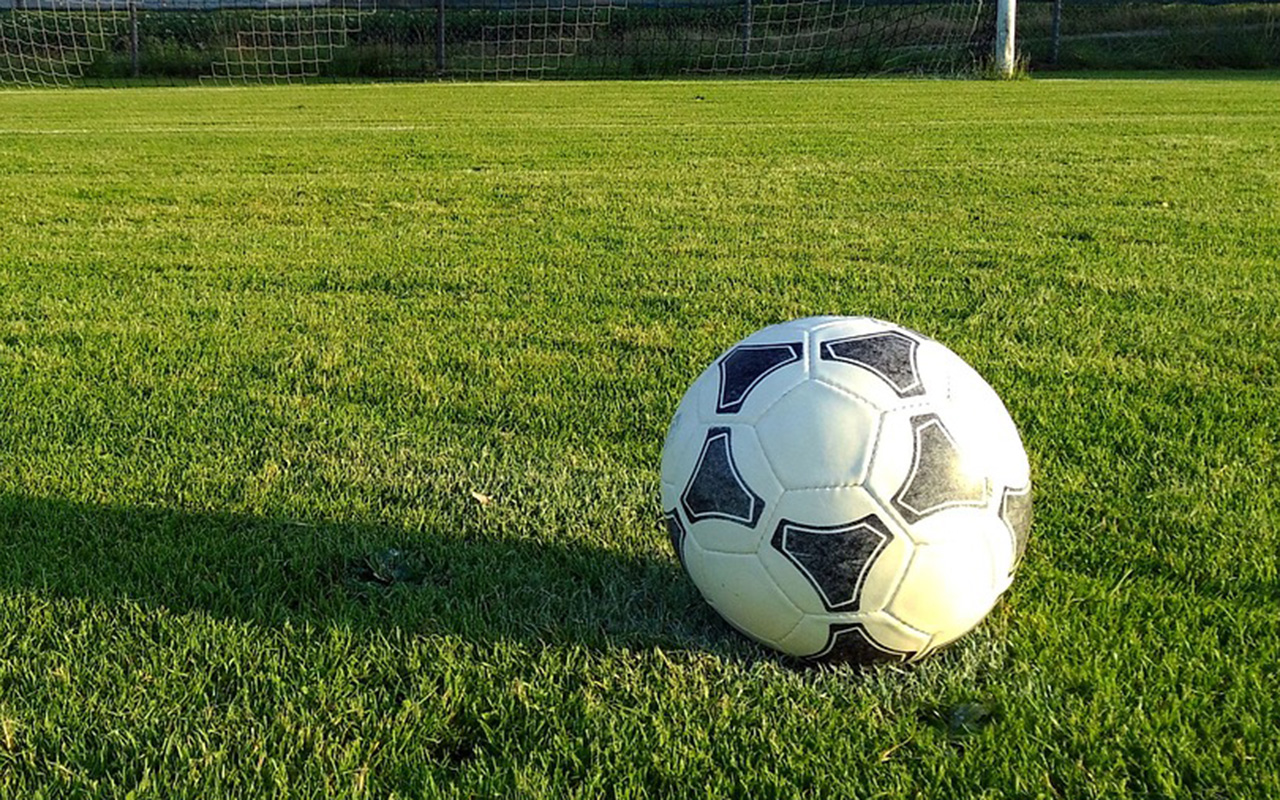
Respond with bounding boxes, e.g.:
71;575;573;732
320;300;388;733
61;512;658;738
660;316;1032;664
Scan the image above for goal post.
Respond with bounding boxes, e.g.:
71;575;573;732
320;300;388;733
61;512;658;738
996;0;1016;76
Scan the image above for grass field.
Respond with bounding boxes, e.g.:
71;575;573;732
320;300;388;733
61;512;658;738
0;77;1278;798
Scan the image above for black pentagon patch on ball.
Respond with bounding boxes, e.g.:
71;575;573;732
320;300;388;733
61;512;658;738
999;483;1033;569
716;342;803;414
770;515;892;612
664;510;687;567
680;427;765;527
891;414;987;524
820;330;924;397
809;622;913;665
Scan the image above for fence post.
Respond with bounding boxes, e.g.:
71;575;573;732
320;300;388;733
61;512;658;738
1050;0;1062;65
130;0;140;78
741;0;753;62
436;0;446;76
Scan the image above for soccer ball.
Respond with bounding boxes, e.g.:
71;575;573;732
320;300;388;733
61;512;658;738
660;316;1032;664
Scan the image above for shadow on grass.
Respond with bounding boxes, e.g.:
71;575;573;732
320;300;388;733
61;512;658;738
0;493;763;662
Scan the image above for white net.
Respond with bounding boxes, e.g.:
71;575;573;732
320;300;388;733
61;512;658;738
695;0;989;75
451;0;990;80
0;0;122;86
0;0;996;86
206;0;373;83
459;0;620;79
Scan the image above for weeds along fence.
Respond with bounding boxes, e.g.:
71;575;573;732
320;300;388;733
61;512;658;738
0;0;1275;85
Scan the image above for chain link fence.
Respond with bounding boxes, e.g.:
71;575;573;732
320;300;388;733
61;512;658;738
1021;0;1278;70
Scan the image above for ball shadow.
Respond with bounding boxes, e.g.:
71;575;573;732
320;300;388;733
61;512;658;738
0;493;766;662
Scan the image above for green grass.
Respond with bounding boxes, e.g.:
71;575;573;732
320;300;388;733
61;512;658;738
0;77;1277;798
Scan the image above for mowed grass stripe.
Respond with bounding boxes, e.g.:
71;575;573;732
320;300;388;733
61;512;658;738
0;78;1277;798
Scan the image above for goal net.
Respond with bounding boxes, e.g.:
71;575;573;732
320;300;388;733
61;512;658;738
692;0;992;75
452;0;623;80
0;0;121;86
205;0;373;84
0;0;996;86
447;0;991;80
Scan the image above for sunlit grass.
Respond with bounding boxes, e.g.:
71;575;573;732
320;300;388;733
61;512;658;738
0;78;1277;798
